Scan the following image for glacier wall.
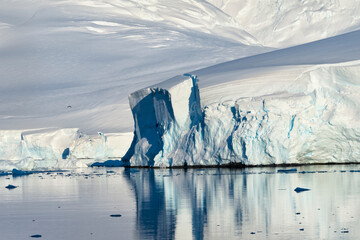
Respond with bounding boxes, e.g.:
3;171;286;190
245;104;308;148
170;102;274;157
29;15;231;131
125;65;360;167
2;64;360;170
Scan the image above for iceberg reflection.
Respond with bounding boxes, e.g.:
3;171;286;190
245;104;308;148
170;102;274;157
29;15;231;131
124;166;360;239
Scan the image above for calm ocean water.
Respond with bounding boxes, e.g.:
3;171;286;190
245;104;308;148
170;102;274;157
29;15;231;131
1;165;360;239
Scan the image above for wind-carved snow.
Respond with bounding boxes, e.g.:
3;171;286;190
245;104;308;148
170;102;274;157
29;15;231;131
125;62;360;167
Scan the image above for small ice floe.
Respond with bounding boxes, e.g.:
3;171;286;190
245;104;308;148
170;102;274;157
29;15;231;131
277;168;297;173
294;187;310;193
298;171;316;174
30;234;42;238
5;184;17;189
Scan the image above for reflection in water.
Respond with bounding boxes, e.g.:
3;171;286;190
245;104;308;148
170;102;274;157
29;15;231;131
124;166;360;240
1;166;359;239
129;169;177;239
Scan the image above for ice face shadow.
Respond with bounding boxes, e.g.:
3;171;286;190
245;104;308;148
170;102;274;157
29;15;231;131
123;166;360;240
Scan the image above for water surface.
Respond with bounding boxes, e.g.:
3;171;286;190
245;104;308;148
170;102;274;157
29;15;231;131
1;165;360;239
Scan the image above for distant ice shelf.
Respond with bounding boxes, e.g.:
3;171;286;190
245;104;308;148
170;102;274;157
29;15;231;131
0;129;132;171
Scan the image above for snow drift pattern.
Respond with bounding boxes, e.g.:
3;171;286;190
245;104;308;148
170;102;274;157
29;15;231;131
125;64;360;167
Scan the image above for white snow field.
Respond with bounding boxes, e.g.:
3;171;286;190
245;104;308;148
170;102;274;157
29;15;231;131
1;0;360;169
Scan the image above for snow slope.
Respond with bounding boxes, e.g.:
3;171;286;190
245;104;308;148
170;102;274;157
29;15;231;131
0;0;267;134
1;0;359;134
208;0;360;47
126;30;360;166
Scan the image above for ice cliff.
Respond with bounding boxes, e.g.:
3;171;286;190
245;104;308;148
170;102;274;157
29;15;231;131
123;74;203;167
2;63;360;170
124;63;360;167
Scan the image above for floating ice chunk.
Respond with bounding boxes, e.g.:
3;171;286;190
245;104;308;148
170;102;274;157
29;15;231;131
277;168;297;173
30;235;42;238
5;184;17;189
294;187;311;193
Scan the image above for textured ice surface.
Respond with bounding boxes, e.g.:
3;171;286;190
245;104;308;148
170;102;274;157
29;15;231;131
124;75;202;167
125;62;360;167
